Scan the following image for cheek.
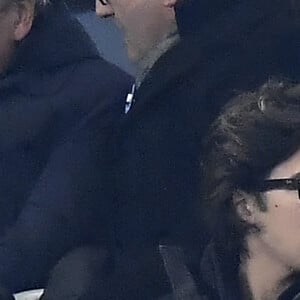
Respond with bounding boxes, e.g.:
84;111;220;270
261;197;300;265
266;190;300;228
270;203;300;236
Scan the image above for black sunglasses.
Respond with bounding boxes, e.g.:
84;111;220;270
258;178;300;199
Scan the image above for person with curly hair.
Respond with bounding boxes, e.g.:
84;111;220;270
200;80;300;300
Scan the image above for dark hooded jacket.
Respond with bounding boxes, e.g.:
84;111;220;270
109;1;300;299
0;1;130;232
0;0;131;293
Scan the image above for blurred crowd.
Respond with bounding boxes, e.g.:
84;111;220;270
0;0;300;299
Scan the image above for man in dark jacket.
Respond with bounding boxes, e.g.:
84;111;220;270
94;0;300;299
0;0;131;296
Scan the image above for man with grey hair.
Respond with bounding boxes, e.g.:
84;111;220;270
0;0;131;298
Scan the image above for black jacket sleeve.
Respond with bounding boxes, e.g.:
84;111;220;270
0;91;126;293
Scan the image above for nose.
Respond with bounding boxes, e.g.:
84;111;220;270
95;0;114;18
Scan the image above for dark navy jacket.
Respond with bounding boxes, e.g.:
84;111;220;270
0;0;131;293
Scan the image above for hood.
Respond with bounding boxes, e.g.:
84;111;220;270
7;0;99;74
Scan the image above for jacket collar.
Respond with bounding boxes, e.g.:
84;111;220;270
135;37;203;103
126;35;242;119
135;32;180;89
6;1;99;75
279;279;300;300
123;36;206;119
200;242;242;300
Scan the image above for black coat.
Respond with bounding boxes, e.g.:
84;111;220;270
110;25;300;298
0;0;131;293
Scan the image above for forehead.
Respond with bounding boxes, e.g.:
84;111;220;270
269;148;300;179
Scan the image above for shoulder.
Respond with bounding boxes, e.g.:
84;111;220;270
70;57;132;85
60;57;133;96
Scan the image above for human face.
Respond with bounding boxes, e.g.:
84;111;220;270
95;0;177;64
252;148;300;269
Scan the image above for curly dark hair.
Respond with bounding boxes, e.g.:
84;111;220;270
201;80;300;263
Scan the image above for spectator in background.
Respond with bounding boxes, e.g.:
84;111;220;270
200;80;300;300
0;0;131;297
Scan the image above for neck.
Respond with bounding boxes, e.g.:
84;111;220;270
135;31;180;89
240;237;294;300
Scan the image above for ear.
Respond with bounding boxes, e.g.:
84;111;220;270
163;0;178;8
233;190;258;224
13;1;35;42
